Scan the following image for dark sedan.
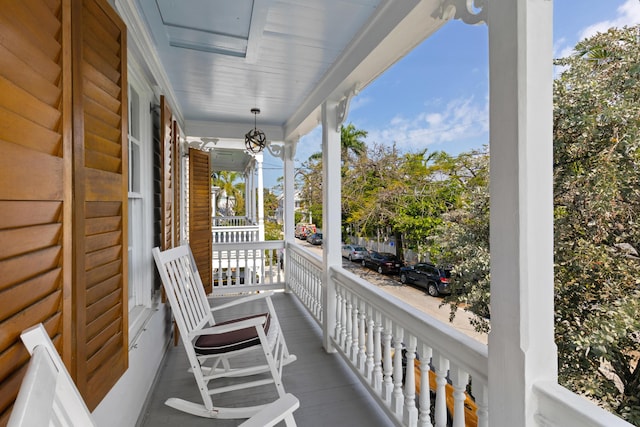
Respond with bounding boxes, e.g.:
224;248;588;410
307;233;323;245
399;263;452;296
361;251;402;274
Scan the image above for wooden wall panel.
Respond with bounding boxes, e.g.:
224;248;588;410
0;0;69;423
189;148;212;293
71;0;128;411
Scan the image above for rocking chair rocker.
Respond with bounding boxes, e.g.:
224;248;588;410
152;245;297;420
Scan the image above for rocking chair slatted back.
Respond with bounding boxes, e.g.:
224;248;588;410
9;324;96;427
162;246;213;335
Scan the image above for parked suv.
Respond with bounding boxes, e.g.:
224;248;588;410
362;251;402;274
399;263;452;296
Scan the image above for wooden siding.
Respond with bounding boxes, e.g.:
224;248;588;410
189;148;212;293
0;0;70;424
71;0;128;410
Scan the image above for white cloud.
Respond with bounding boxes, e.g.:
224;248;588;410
349;95;371;112
364;96;488;152
579;0;640;40
556;0;640;60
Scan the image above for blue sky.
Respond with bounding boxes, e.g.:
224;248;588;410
262;0;640;189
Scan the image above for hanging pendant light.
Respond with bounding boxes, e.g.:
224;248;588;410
245;108;266;153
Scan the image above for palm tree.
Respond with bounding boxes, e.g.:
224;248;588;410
212;171;243;216
340;123;367;165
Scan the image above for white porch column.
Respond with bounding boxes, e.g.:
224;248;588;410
488;1;556;426
321;100;342;353
256;153;265;240
283;141;297;242
245;162;254;222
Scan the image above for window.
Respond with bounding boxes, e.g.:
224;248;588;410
127;74;155;343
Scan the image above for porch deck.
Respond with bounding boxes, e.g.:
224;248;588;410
136;292;392;426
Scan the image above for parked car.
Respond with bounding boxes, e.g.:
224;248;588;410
362;251;402;274
307;233;323;245
399;262;451;296
341;244;368;262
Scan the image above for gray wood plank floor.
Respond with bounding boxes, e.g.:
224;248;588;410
136;292;393;426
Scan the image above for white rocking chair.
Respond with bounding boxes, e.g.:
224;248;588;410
10;323;299;426
152;245;297;420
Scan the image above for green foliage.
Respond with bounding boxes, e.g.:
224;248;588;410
553;26;640;423
264;220;283;241
212;171;244;216
435;26;640;422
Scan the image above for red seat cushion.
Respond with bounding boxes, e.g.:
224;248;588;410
194;312;271;355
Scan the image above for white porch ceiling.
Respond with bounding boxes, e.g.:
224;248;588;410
125;0;460;170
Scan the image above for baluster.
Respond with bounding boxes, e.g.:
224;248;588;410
372;313;383;393
340;288;347;349
392;326;404;417
418;344;433;427
474;380;489;427
357;302;366;369
449;365;469;427
334;290;343;344
382;320;393;404
403;335;418;427
350;296;359;364
345;296;353;355
433;352;449;427
365;308;375;382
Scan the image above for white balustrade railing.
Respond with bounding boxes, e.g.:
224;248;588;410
212;225;260;243
210;240;285;296
212;216;253;227
329;265;488;427
286;243;323;325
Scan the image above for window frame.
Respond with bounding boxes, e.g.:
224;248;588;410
126;62;156;345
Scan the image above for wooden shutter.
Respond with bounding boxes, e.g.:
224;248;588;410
189;148;212;293
0;0;128;419
0;0;71;423
71;0;128;410
160;96;173;250
173;121;181;245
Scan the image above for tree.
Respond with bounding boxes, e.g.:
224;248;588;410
552;26;640;423
212;171;243;216
340;123;367;167
429;151;491;332
437;26;640;423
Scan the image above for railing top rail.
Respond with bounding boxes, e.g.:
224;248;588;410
330;264;488;382
211;225;260;231
212;240;285;251
533;381;634;427
288;242;323;270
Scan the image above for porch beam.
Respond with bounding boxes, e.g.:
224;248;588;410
321;100;342;353
488;0;556;426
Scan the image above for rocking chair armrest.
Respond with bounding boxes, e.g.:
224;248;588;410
210;291;275;312
189;315;267;337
